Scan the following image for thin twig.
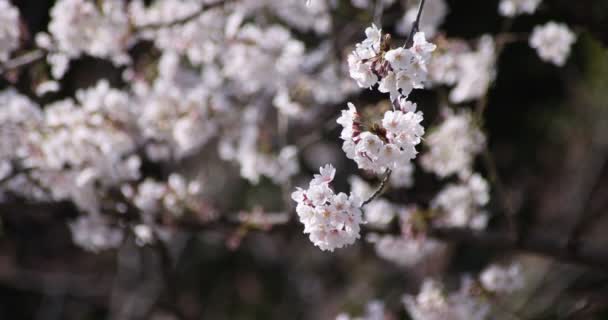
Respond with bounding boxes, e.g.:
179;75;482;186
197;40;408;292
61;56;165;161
0;49;45;75
135;0;232;31
361;169;392;207
405;0;426;48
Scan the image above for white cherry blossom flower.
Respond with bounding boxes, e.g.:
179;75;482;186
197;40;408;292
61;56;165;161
431;173;490;230
338;102;424;174
530;22;576;66
292;164;363;251
480;263;525;293
499;0;542;17
385;47;414;70
421;108;485;178
403;278;491;320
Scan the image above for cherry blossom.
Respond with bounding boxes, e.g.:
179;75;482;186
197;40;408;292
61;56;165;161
499;0;542;17
530;22;576;66
292;165;363;251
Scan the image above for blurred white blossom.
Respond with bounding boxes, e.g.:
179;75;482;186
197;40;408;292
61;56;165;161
530;22;576;66
449;36;496;103
69;213;124;252
421;108;485;179
363;198;395;228
0;0;20;62
41;0;131;77
348;26;436;101
403;278;490;320
499;0;542;17
431;173;490;230
480;263;525;293
368;234;444;267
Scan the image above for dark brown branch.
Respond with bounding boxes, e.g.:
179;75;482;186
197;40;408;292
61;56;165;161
405;0;426;48
135;0;232;31
566;147;608;254
429;226;608;272
166;213;608;271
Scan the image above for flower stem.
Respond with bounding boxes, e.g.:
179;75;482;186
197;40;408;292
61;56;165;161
405;0;426;48
361;169;392;207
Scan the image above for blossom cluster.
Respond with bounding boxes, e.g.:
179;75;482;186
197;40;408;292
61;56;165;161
69;172;201;252
69;213;124;253
402;263;525;320
26;0;357;177
337;100;425;174
1;0;371;253
431;173;490;230
123;174;202;218
0;82;140;214
292;165;363;251
421;109;486;178
0;90;41;182
37;0;131;78
479;263;525;294
348;25;436;101
337;263;525;320
368;233;444;267
293;24;437;251
428;36;497;103
403;278;490;320
218;107;300;184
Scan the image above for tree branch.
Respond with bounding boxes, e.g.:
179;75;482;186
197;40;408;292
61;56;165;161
429;226;608;272
135;0;233;31
566;146;608;254
405;0;426;48
362;169;392;207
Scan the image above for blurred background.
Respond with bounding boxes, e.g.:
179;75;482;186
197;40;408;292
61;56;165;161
1;0;608;319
